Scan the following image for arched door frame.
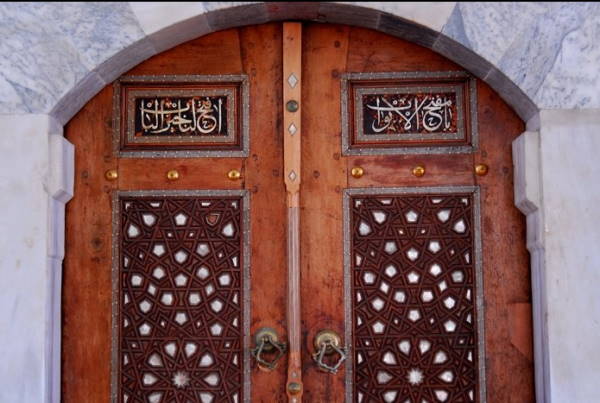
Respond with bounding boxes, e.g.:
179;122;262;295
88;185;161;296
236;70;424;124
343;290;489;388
42;3;545;402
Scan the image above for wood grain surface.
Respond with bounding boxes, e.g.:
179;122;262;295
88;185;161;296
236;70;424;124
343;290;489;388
63;25;288;403
63;22;533;403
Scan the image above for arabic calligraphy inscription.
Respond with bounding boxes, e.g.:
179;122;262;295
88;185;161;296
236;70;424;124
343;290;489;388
135;96;228;137
362;92;457;135
341;72;477;155
114;75;249;157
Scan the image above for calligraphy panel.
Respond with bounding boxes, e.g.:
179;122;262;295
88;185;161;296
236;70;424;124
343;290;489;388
114;75;249;157
341;72;477;155
111;190;250;403
343;187;485;403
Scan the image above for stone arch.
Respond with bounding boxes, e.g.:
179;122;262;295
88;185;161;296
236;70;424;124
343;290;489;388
50;2;537;126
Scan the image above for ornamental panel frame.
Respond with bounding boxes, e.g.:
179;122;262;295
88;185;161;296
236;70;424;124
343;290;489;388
341;72;478;155
110;189;251;403
343;186;485;403
113;75;250;158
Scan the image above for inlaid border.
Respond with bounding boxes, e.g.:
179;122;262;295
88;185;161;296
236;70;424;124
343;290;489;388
110;189;251;403
343;186;486;403
113;75;250;158
341;71;478;155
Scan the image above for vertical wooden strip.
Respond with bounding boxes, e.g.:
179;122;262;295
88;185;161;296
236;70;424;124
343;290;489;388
239;23;288;401
63;85;116;402
283;22;303;402
284;22;302;197
474;80;533;401
301;24;350;401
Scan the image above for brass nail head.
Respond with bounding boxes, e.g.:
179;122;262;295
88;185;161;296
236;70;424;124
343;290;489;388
166;170;180;181
105;169;118;181
412;165;426;177
228;169;241;181
287;382;302;395
351;166;364;179
286;100;299;113
475;163;489;176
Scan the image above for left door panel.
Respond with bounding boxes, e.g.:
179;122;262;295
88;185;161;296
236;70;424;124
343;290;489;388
63;24;286;402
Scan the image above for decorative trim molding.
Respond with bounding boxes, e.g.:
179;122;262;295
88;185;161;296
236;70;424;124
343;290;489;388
45;122;75;403
512;131;548;403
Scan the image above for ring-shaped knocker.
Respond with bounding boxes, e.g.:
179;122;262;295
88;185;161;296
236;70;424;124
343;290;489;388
251;327;287;371
312;330;347;374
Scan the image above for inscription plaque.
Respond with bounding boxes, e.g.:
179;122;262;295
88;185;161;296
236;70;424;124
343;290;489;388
342;72;477;155
114;75;249;157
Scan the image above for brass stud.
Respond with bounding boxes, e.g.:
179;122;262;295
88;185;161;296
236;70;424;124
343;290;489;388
166;170;180;181
286;100;299;113
227;169;241;181
475;163;489;176
287;382;302;395
412;165;426;177
351;166;364;179
104;169;118;181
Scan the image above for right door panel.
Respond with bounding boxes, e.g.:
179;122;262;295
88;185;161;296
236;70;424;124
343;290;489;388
300;24;534;403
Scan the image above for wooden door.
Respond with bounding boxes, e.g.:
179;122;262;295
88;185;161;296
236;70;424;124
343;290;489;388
63;24;288;402
299;24;534;402
63;22;534;403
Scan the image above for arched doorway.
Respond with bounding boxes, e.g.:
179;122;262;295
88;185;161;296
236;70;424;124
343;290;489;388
62;22;533;402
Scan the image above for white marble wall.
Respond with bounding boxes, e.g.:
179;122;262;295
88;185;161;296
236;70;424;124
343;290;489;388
513;110;600;402
443;3;600;109
1;2;600;403
537;110;600;402
0;115;72;402
0;2;599;120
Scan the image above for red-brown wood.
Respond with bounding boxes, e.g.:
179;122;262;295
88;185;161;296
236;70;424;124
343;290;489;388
301;24;533;402
238;23;288;402
474;80;534;402
283;22;304;402
63;25;287;403
117;158;244;190
300;24;351;401
64;21;533;403
63;85;116;403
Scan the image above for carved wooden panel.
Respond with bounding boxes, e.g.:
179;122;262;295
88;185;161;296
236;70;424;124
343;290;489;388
112;191;250;403
341;72;477;155
344;187;484;403
113;75;249;158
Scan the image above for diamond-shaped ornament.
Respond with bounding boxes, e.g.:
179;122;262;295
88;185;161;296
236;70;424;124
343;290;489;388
288;170;297;181
288;123;297;135
287;73;298;88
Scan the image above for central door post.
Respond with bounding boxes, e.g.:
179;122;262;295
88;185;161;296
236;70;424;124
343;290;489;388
283;22;303;402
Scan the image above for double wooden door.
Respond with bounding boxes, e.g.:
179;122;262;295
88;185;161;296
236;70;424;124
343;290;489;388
63;23;534;402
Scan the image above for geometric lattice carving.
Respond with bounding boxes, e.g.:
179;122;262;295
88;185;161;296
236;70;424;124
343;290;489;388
116;196;245;403
350;192;479;402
